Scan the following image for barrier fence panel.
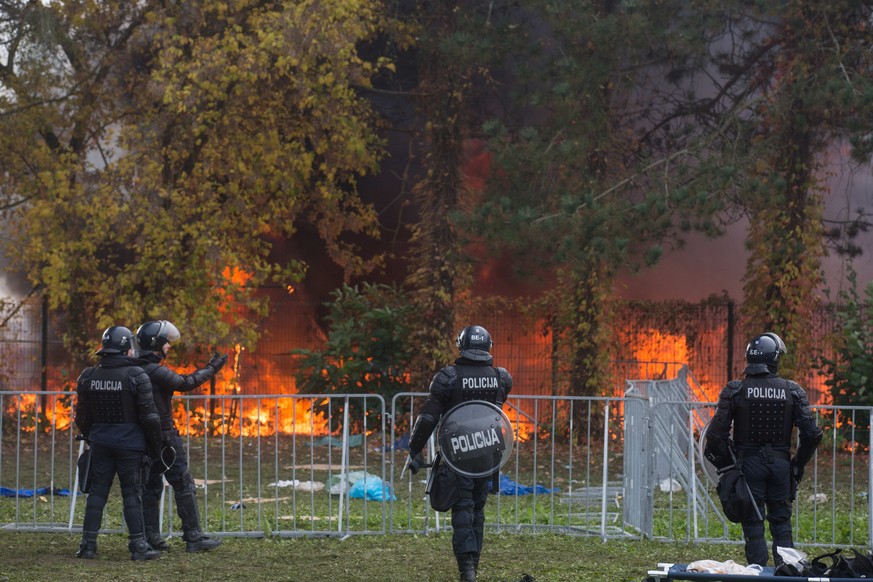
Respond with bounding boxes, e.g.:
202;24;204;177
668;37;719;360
390;392;632;539
0;392;388;539
2;390;871;551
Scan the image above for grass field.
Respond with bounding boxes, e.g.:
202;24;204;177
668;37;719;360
0;529;765;582
2;401;870;580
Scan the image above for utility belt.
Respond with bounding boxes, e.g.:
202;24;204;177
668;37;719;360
735;443;791;464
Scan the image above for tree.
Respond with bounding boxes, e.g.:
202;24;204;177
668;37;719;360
293;283;415;396
470;1;727;396
0;0;395;362
292;283;416;429
818;268;873;438
400;0;481;381
648;1;873;376
471;0;873;395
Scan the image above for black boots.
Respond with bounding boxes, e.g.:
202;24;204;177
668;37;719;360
184;530;222;553
458;554;478;582
75;539;96;559
143;491;168;551
146;532;170;551
177;488;221;552
129;539;162;561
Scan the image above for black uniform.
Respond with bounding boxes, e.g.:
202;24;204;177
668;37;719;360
705;368;822;566
74;353;162;558
408;348;513;581
134;349;221;551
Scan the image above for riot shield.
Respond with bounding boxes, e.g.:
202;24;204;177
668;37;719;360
436;401;514;478
77;443;92;494
698;415;739;485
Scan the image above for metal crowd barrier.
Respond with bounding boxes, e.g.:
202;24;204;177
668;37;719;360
0;390;870;550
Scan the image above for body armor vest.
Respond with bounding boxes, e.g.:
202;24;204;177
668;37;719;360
86;365;140;425
452;365;503;406
139;362;174;429
732;377;794;447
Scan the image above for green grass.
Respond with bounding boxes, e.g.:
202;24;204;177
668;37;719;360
2;426;870;581
0;530;764;582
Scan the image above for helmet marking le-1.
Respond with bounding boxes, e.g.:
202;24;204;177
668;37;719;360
745;332;787;372
97;326;135;355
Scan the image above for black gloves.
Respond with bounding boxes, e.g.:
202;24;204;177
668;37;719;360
208;352;229;374
790;458;804;484
408;452;425;475
148;445;161;462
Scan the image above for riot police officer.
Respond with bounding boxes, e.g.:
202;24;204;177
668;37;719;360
704;332;822;567
74;326;163;561
406;325;513;582
134;320;227;553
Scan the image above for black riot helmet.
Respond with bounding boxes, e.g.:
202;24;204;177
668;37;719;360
136;320;181;353
456;325;493;362
744;332;787;374
96;326;135;355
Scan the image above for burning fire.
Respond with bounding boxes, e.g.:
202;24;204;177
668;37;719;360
172;396;331;438
632;330;689;368
165;344;335;438
3;393;73;433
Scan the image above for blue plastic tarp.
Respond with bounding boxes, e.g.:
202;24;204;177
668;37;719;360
493;474;557;496
348;475;396;501
1;487;71;498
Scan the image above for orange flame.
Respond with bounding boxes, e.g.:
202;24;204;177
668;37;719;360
3;393;74;433
172;397;331;438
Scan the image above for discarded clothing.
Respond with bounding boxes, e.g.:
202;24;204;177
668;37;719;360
306;434;363;448
392;433;410;451
326;470;381;495
686;559;763;575
268;479;325;492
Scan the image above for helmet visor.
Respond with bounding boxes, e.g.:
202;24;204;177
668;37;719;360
159;321;181;343
763;332;787;354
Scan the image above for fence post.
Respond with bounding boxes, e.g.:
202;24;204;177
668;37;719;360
726;300;734;384
338;397;350;536
868;410;873;553
600;400;610;541
68;438;84;531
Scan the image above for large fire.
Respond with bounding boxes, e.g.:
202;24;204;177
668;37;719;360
172;395;332;438
3;393;74;433
167;344;335;438
1;322;815;442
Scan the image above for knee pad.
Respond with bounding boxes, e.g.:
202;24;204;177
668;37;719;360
167;469;195;492
121;476;142;499
85;494;108;510
769;518;793;541
743;521;765;541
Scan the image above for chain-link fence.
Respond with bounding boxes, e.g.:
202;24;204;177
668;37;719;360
0;291;840;405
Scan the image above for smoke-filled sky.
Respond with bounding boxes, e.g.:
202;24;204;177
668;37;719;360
618;152;873;302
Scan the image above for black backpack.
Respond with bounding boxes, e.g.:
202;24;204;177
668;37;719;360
802;548;873;578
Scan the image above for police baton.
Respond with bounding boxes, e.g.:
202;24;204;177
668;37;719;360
399;455;432;480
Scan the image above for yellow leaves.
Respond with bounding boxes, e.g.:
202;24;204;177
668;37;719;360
0;0;398;351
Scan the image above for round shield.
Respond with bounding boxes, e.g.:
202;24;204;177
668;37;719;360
437;401;514;478
697;417;720;484
698;415;735;485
